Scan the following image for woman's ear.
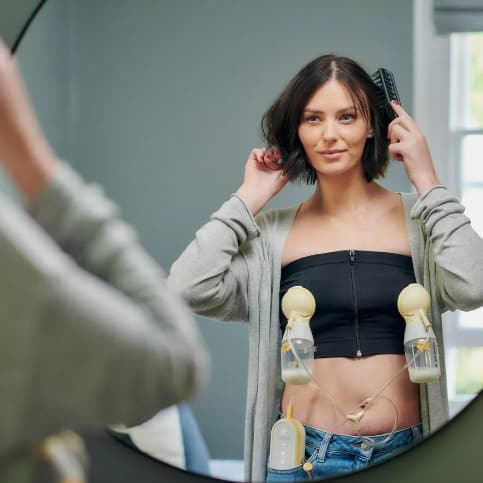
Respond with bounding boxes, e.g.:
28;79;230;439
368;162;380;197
367;127;375;138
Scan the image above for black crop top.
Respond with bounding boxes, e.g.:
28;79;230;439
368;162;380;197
279;250;416;359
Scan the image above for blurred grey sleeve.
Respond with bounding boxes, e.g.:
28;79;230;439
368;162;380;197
0;162;209;452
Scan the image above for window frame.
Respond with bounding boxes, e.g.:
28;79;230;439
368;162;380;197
413;0;483;415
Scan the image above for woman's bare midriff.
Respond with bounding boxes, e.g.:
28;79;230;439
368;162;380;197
281;354;421;435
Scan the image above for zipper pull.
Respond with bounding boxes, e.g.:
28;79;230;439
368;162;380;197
349;249;355;264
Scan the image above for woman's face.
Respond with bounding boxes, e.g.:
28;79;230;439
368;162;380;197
297;78;374;181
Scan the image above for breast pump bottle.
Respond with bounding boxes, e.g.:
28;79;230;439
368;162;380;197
280;286;316;385
397;283;441;383
269;287;315;471
269;402;305;470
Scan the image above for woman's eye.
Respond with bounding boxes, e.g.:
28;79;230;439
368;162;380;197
340;113;355;122
306;115;319;123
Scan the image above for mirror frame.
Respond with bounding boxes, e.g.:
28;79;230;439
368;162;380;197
1;1;482;482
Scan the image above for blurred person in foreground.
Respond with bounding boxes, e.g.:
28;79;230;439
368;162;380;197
0;38;209;481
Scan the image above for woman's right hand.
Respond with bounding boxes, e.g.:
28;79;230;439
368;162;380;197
235;148;289;216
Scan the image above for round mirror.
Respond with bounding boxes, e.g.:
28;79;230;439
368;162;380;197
2;1;483;482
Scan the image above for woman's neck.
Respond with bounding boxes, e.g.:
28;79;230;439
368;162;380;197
306;174;388;219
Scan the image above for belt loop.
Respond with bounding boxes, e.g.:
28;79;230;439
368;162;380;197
316;430;332;463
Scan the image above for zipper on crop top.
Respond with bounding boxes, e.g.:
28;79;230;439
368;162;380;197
349;249;362;357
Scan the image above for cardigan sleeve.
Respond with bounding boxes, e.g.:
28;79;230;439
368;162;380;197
168;194;260;322
411;186;483;312
21;162;209;424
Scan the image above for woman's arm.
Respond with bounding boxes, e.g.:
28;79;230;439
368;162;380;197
168;193;256;321
168;148;288;321
388;102;483;311
0;39;209;444
0;185;208;453
411;186;483;311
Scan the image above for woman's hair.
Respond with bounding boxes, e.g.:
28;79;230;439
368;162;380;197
261;54;390;184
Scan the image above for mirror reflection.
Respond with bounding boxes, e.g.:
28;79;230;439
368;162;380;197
6;0;483;481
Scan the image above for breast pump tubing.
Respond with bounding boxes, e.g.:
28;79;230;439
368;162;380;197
283;294;432;447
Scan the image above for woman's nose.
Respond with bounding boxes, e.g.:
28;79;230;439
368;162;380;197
322;121;338;142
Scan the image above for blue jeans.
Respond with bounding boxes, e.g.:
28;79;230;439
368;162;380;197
266;421;423;482
178;404;211;476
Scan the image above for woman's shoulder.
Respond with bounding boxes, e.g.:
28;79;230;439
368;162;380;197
255;206;298;233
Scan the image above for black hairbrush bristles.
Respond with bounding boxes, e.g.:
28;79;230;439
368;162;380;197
371;68;401;123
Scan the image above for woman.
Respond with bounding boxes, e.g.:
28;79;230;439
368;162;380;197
168;54;483;481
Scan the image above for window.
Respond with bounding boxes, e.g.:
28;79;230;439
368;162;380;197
445;32;483;415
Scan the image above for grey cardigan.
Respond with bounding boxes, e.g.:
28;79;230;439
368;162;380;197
1;163;209;480
169;186;483;482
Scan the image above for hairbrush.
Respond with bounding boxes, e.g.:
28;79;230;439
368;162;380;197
371;67;401;122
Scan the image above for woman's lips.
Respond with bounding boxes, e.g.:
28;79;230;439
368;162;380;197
318;150;346;160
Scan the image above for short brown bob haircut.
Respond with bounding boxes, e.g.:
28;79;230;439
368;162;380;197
261;54;390;184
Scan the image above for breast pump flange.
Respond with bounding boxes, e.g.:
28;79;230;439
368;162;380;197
397;283;441;383
280;286;316;385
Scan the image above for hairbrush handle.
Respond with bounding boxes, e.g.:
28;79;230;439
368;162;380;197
371;67;401;122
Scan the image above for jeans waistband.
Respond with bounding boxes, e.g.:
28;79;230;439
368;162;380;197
305;420;421;442
277;412;422;454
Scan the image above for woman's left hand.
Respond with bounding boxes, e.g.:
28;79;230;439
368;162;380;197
387;101;441;197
